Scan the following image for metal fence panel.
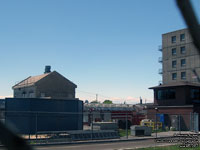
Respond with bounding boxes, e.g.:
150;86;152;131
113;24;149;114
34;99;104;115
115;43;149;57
5;98;83;134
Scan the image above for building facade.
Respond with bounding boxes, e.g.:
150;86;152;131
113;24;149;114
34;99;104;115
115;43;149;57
160;28;200;84
12;67;77;99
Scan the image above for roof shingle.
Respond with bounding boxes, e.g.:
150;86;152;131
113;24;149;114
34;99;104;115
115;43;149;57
13;73;50;89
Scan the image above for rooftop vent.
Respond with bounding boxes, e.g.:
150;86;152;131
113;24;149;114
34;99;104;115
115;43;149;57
44;66;51;74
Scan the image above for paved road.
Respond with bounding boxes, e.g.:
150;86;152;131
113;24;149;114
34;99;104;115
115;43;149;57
32;139;173;150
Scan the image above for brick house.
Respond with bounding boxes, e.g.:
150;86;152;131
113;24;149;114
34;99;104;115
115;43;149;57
12;66;77;99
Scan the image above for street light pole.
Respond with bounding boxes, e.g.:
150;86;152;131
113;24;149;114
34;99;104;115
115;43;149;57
126;112;128;139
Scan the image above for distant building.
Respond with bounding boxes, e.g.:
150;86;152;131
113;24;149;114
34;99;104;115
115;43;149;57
12;66;77;99
159;28;200;84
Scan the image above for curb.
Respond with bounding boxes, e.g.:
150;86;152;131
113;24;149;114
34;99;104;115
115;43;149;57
32;136;174;147
0;136;175;148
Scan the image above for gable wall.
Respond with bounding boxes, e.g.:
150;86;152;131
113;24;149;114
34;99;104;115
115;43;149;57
35;72;76;99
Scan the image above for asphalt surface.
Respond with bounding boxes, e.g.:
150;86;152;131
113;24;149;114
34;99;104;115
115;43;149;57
32;139;173;150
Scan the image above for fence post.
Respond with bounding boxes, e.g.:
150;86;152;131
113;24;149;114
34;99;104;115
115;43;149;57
190;112;193;131
35;113;38;140
91;112;93;140
179;115;181;134
126;112;128;139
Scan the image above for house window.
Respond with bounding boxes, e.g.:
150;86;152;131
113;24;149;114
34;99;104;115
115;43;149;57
180;34;185;41
22;91;26;98
180;46;186;54
172;48;176;55
181;72;186;80
172;73;177;80
181;59;186;67
172;36;176;43
172;60;177;68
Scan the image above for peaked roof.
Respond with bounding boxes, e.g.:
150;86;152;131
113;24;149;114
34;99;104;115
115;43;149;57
149;81;200;89
13;73;51;89
12;71;77;89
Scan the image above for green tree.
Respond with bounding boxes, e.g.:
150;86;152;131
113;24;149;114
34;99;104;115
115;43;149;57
103;100;113;104
90;100;99;104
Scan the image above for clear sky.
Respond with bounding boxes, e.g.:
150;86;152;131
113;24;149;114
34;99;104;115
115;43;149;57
0;0;199;104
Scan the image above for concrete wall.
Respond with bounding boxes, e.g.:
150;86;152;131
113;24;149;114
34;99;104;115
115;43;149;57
162;28;200;84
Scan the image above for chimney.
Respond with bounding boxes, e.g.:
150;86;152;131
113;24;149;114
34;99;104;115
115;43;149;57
140;97;142;105
44;66;51;74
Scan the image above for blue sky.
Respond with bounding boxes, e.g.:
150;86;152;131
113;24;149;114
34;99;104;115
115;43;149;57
0;0;199;103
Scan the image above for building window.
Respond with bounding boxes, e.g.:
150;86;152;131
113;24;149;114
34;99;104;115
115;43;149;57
157;89;176;100
181;72;186;80
172;48;176;55
171;36;176;43
172;73;177;80
191;89;200;100
180;46;186;54
180;34;185;41
181;59;186;67
172;60;177;68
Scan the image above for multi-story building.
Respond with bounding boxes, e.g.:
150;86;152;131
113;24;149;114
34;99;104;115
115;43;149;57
159;28;200;84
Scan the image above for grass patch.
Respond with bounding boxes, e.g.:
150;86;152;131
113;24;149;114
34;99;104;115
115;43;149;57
136;145;200;150
118;129;131;137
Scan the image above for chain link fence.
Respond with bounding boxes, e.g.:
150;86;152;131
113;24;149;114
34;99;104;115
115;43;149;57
0;110;199;145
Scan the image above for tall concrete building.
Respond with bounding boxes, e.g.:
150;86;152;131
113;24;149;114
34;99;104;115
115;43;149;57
160;28;200;84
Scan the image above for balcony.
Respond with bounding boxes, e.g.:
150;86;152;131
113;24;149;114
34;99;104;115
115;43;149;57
158;57;163;63
158;45;162;52
158;69;163;75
